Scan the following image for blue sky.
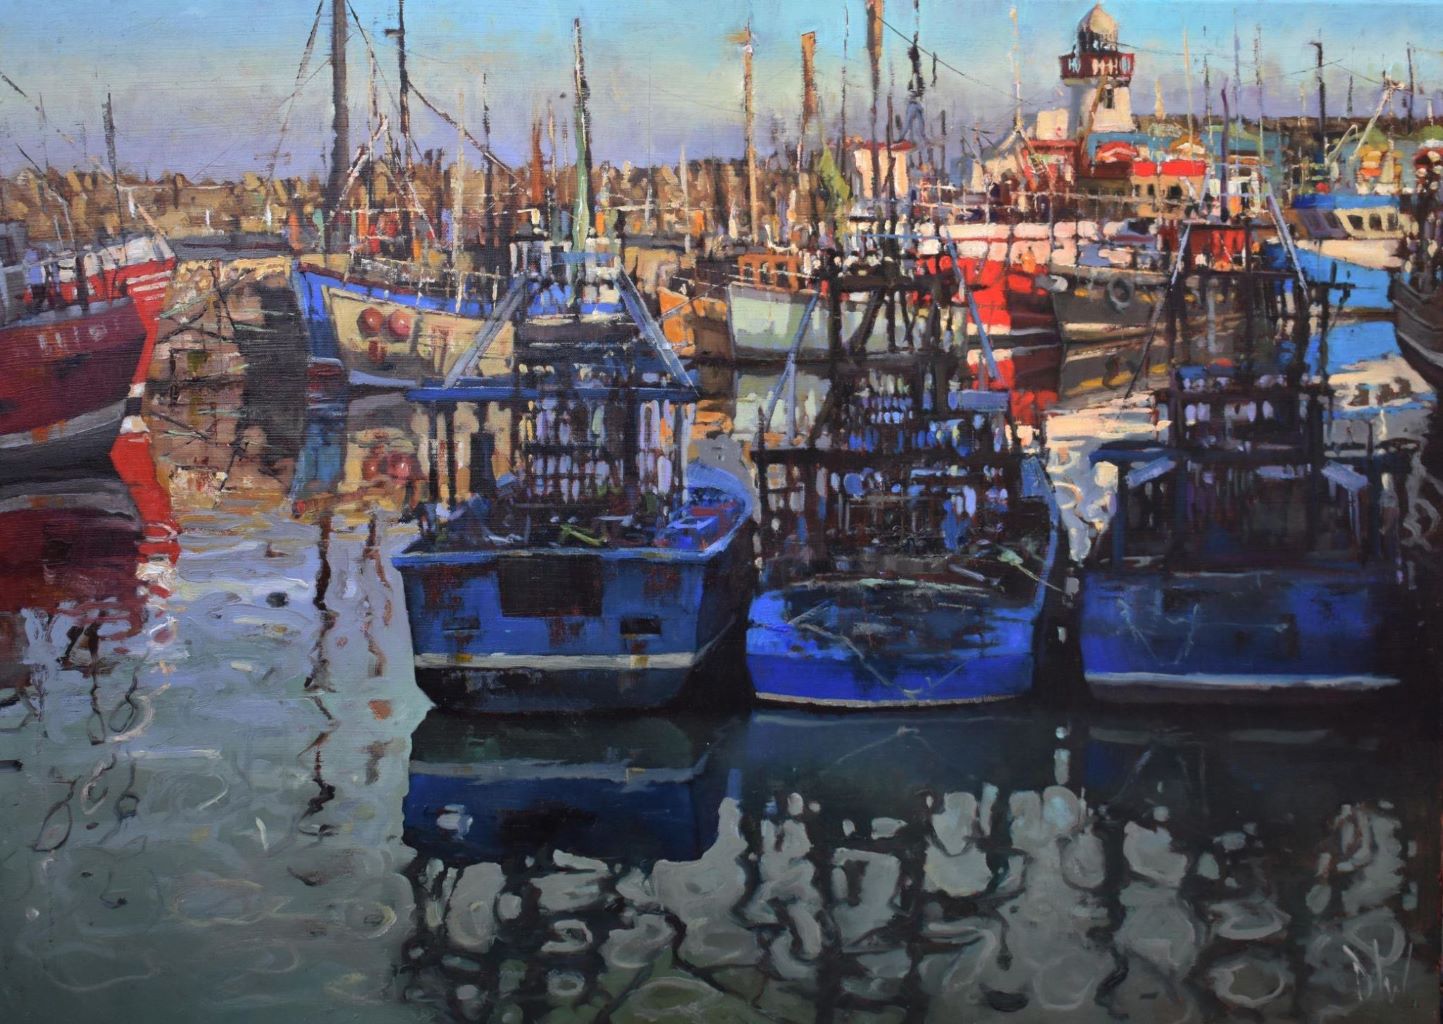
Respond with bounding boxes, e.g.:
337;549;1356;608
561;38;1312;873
0;1;1435;178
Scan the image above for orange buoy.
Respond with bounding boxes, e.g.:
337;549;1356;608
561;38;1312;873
386;310;413;340
357;307;384;336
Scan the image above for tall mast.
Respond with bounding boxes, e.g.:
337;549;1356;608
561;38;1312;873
1407;43;1416;134
386;0;412;169
327;0;350;251
482;74;494;246
572;17;593;250
742;22;760;242
1254;25;1266;178
452;90;465;306
103;92;126;235
1311;40;1327;177
867;0;884;212
386;0;413;247
799;31;818;176
1183;30;1195;142
679;142;690;253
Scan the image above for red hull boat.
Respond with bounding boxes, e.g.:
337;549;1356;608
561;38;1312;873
52;235;176;399
0;224;174;477
0;297;149;476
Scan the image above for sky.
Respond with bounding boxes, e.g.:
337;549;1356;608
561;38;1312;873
0;1;1437;180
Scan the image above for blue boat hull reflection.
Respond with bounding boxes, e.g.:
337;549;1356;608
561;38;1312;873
403;711;736;866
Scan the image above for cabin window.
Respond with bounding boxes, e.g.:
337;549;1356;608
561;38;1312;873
1325;213;1343;229
1387;213;1399;230
1147;184;1156;197
1368;214;1383;231
1347;214;1365;231
1101;87;1115;110
1167;185;1182;201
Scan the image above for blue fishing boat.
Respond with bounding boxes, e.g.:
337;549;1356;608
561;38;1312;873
392;244;755;714
1079;364;1411;703
291;254;622;390
746;259;1065;708
1263;192;1402;312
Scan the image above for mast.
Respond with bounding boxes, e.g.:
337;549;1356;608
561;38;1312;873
326;0;350;251
386;0;413;246
103;92;126;235
840;4;849;168
1407;43;1416;134
799;31;818;176
452;90;465;308
1183;29;1195;143
679;142;690;253
1311;40;1327;179
1255;25;1266;175
866;0;884;213
742;22;760;242
1232;20;1242;133
482;74;494;246
572;18;594;250
386;0;411;166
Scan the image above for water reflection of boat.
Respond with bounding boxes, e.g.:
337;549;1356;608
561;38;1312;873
728;708;1063;814
403;710;732;865
0;469;147;685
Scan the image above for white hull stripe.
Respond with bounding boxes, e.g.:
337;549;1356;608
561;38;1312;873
416;650;699;672
756;690;1020;708
416;618;737;674
1086;671;1400;691
0;400;126;450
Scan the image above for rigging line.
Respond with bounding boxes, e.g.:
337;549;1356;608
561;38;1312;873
190;60;332;179
346;1;412;163
877;14;1051;107
263;0;326;193
407;81;523;183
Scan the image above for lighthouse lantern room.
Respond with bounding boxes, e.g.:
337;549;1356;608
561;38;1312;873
1059;3;1136;136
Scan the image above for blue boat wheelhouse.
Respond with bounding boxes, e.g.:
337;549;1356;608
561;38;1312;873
392;246;755;714
747;333;1064;707
1080;363;1411;702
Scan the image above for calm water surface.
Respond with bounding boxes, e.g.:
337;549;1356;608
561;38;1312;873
0;344;1438;1022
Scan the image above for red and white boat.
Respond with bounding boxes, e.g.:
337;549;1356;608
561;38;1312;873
54;233;176;408
0;223;174;477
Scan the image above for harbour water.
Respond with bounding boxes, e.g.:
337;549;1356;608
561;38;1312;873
0;316;1439;1022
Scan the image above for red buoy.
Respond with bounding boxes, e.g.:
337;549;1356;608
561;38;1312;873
386;310;413;340
356;307;384;336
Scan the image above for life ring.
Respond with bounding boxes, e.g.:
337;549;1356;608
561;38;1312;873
1106;276;1135;312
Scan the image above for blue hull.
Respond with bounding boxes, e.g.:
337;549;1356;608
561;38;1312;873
1079;566;1403;703
395;466;755;714
1262;242;1393;312
746;587;1040;707
746;456;1062;709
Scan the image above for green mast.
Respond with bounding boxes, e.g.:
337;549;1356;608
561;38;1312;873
571;17;593;251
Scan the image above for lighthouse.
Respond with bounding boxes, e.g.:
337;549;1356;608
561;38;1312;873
1059;4;1136;137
